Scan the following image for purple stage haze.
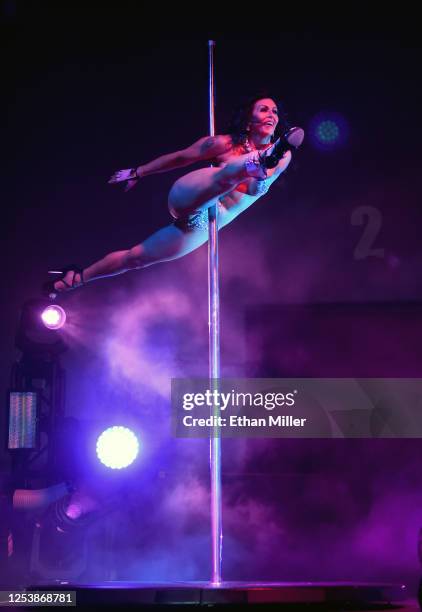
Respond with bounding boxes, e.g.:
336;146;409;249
2;12;422;592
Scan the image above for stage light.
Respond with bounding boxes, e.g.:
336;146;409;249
41;305;67;330
96;426;139;470
53;492;98;532
13;483;70;510
309;112;349;151
316;119;340;144
16;299;67;354
8;391;38;449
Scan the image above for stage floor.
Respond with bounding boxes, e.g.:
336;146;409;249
13;581;419;610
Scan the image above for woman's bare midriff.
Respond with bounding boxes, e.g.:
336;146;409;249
218;166;280;221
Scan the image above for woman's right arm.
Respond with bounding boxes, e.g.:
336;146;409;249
108;135;232;189
138;135;232;176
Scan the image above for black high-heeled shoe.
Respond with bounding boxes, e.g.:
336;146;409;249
261;127;305;169
244;127;305;179
43;265;84;299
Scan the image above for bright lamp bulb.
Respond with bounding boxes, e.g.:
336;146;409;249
96;426;139;469
41;305;67;329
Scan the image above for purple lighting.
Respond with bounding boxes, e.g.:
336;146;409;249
309;111;349;151
41;304;66;330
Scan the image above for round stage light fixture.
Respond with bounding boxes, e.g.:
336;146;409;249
316;119;340;144
96;426;139;470
309;112;349;151
41;305;67;330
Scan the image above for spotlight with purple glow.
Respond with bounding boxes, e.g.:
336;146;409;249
309;112;349;151
96;426;139;470
41;304;67;330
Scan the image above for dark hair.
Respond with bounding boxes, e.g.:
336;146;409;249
227;92;289;146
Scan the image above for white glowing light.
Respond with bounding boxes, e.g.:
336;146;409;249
41;305;67;329
96;426;139;469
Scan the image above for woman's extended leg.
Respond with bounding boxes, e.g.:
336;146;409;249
52;222;210;290
168;147;272;217
51;146;277;292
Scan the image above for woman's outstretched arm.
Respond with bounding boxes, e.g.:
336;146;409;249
139;135;232;176
108;135;232;190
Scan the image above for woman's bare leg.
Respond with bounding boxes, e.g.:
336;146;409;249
53;148;267;291
53;222;210;290
168;149;267;217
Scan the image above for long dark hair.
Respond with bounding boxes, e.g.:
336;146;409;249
227;92;289;146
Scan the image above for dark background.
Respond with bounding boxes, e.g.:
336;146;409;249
1;0;422;590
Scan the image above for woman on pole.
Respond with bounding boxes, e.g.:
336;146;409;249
44;94;303;296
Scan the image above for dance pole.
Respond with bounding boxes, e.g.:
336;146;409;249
207;39;222;585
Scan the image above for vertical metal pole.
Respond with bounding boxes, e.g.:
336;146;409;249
207;39;222;585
